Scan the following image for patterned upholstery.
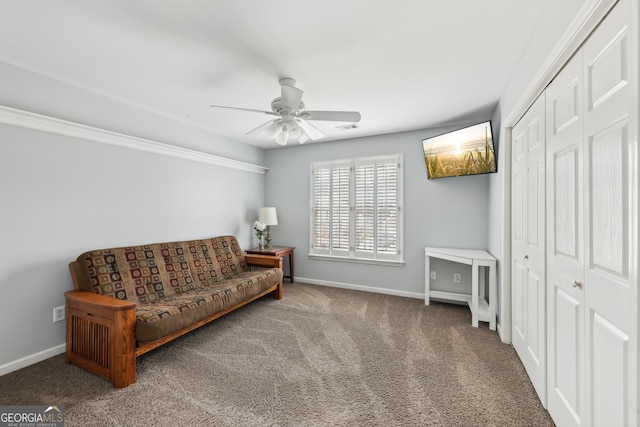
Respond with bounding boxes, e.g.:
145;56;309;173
73;235;282;342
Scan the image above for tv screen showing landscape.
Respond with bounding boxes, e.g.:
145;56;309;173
422;121;496;179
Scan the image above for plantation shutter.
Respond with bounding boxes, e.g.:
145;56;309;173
354;158;400;260
375;160;399;258
311;155;402;262
354;160;375;257
312;167;331;253
311;162;350;256
330;165;350;254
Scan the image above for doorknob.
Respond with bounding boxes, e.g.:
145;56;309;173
572;280;583;289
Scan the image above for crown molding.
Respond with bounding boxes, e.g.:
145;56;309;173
0;104;268;175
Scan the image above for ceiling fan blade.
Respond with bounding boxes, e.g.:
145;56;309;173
296;119;324;140
280;84;303;111
247;119;282;139
302;111;361;123
210;105;278;116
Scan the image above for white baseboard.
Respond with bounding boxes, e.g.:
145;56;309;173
497;322;509;344
296;277;424;300
0;344;65;377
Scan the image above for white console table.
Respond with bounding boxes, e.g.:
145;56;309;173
424;247;496;330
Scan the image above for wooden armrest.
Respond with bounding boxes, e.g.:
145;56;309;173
65;290;136;317
245;254;283;269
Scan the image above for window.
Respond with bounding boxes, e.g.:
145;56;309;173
310;154;403;263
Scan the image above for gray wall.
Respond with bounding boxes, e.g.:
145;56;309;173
264;127;492;297
0;63;267;373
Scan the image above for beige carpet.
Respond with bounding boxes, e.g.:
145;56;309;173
0;283;554;426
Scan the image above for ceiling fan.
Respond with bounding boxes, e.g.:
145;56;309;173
210;78;361;145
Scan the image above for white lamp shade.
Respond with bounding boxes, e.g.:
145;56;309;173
275;130;289;145
264;121;284;139
297;132;309;144
259;207;278;225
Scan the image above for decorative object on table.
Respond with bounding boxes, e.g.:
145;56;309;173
259;207;278;247
253;220;267;249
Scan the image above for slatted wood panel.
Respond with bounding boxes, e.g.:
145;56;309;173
70;315;110;369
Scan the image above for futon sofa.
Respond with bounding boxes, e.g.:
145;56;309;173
65;235;283;388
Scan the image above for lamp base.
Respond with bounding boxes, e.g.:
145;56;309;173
265;226;273;247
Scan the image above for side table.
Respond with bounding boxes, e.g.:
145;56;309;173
245;246;295;283
424;246;496;330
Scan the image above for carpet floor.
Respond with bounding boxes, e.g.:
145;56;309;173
0;283;554;426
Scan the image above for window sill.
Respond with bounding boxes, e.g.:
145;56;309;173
308;254;405;267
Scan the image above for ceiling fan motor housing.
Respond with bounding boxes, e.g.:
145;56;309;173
271;97;305;116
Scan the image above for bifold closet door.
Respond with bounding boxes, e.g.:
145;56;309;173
511;93;546;405
581;0;634;424
546;0;636;425
546;49;584;427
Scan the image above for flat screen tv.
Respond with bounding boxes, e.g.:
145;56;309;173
422;121;496;179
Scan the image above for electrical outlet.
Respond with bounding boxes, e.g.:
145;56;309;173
53;306;65;323
430;271;437;280
453;273;461;283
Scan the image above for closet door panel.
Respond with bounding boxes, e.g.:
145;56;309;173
546;49;584;427
553;287;582;419
587;26;628;112
554;148;579;259
582;1;633;425
591;313;628;426
513;249;525;337
589;122;628;278
526;269;542;358
554;78;580;133
527;165;541;246
511;93;546;404
513;129;527;342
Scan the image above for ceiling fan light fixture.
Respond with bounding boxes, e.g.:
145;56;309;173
297;132;309;144
289;122;302;138
263;121;283;139
275;130;289;145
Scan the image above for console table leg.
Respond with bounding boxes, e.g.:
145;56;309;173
288;253;294;283
424;255;431;305
489;261;497;330
471;261;479;327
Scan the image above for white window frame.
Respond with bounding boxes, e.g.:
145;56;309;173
309;154;404;265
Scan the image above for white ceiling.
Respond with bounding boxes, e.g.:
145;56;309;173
0;1;551;149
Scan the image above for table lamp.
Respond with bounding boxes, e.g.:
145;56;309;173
259;207;278;247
